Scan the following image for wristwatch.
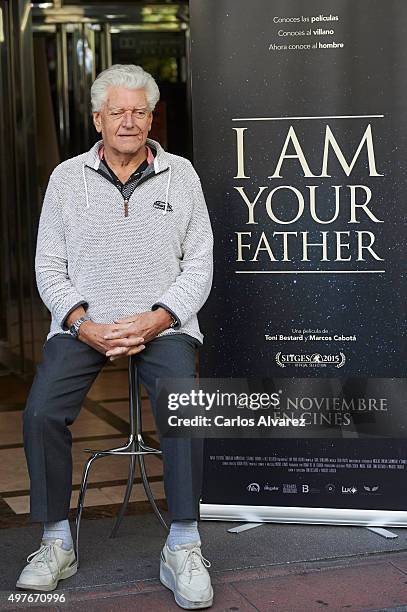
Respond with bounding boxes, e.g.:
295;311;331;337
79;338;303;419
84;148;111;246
69;315;90;338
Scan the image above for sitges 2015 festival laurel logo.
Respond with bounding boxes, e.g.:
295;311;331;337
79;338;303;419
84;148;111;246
275;351;346;368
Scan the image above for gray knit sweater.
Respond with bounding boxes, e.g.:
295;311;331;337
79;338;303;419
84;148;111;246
36;138;213;344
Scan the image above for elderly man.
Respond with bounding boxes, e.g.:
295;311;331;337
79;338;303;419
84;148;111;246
16;64;214;609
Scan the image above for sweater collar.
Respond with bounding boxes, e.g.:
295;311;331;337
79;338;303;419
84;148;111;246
83;138;168;173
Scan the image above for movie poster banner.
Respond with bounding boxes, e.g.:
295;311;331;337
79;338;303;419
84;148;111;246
189;0;407;524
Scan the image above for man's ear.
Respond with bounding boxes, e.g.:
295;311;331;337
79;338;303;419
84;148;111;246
93;111;102;133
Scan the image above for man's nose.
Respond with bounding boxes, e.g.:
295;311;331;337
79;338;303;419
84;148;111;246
121;110;134;128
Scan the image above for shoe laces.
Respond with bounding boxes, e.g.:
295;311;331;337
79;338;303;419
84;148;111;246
180;546;211;583
27;542;58;572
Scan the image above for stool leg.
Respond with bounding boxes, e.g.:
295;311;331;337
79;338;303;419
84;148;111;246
75;453;102;567
110;446;137;539
138;453;168;532
133;355;168;531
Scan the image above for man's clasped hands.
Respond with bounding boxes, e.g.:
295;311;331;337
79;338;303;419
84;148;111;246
76;308;173;360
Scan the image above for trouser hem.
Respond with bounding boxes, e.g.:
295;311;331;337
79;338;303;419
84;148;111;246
29;512;70;524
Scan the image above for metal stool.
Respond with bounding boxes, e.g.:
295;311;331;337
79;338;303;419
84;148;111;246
75;355;168;566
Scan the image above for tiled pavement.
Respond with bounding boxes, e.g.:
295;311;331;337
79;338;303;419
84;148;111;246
27;553;407;612
3;552;407;612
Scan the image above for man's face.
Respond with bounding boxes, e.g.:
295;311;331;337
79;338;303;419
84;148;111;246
93;86;153;155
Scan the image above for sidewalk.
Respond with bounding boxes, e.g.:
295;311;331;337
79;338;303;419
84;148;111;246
1;513;407;611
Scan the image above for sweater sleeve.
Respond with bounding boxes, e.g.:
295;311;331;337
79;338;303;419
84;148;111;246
152;175;213;327
35;174;88;329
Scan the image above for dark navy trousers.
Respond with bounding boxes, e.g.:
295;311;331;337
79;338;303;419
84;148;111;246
23;333;203;523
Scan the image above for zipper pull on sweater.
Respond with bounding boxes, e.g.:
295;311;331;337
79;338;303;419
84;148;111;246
124;199;129;217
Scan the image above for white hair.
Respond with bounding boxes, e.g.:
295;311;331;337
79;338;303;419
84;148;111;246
91;64;160;112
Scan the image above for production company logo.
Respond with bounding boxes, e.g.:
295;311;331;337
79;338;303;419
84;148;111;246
301;484;321;493
246;482;260;493
282;484;298;494
341;485;357;494
264;484;279;492
363;485;380;493
275;351;345;368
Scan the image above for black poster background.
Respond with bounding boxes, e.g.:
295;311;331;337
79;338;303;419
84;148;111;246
189;0;407;514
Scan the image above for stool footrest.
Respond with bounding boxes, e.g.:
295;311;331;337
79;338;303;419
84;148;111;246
83;448;162;456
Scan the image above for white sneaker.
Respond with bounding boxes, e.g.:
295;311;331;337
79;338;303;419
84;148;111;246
160;541;213;609
16;539;77;592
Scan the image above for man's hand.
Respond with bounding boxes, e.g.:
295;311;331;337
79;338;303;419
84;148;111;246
79;320;145;358
102;308;173;360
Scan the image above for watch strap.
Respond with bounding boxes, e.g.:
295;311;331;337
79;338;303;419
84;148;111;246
69;315;90;338
168;314;178;329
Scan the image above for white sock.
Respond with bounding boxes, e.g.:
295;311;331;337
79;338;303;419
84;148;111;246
167;520;200;550
42;520;73;550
